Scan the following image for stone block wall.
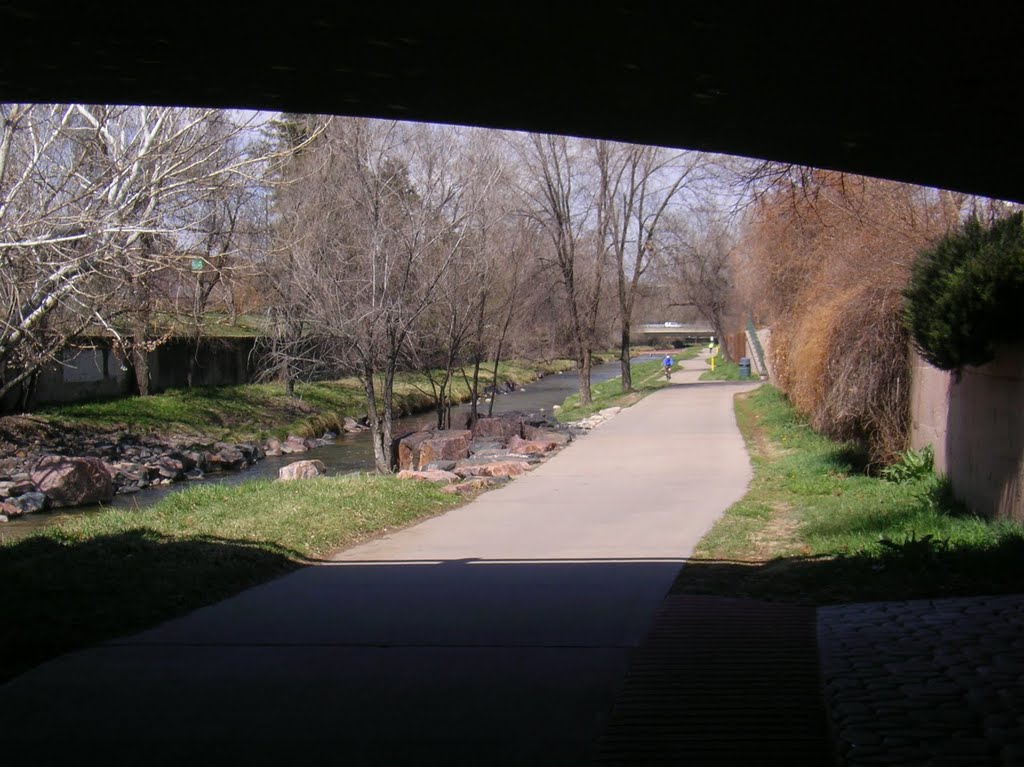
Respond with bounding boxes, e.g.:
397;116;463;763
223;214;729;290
910;346;1024;521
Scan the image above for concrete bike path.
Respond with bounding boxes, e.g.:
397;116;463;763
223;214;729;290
2;362;757;765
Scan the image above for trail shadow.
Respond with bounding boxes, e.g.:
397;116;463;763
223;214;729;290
829;443;872;474
672;535;1024;605
0;529;301;684
0;546;1022;762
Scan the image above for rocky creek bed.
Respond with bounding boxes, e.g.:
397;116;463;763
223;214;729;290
0;403;624;525
279;407;625;495
0;422;364;523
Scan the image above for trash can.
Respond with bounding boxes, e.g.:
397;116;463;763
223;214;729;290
738;357;751;379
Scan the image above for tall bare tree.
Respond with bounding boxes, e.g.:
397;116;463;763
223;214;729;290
515;134;607;405
661;210;737;352
597;142;702;391
267;118;490;471
0;104;277;404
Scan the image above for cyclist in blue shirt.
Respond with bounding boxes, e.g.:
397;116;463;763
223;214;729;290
663;354;673;376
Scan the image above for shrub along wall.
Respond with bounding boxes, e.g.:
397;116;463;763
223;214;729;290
737;170;964;465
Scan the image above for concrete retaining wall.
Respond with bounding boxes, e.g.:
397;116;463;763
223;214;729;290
910;346;1024;521
2;337;259;412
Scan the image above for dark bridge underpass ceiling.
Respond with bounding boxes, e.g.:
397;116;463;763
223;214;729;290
2;4;1022;202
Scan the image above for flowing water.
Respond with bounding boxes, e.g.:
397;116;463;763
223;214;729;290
2;359;642;539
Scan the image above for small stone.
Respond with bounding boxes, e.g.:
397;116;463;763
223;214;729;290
0;500;22;518
283;435;309;453
0;514;7;522
11;492;46;514
236;443;264;462
208;446;247;471
150;456;185;480
278;460;327;481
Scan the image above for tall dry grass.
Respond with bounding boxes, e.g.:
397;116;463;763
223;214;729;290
737;171;965;465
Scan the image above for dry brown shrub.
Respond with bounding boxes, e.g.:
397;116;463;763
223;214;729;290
738;170;965;465
787;288;852;415
814;282;910;463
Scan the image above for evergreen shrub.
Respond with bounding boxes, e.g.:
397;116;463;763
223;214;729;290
904;213;1024;371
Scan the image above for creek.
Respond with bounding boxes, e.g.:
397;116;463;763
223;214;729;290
3;359;639;539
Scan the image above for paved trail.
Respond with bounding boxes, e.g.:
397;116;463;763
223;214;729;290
1;353;758;764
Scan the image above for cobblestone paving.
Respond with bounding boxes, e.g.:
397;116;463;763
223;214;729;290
818;594;1024;766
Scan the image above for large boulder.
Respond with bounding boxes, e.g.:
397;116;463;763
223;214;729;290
396;469;459;484
31;455;113;507
454;461;528;479
471;415;523;443
264;438;283;457
469;439;505;455
397;431;433;471
418;431;471;468
149;455;185;481
278;460;327;481
207;445;247;472
397;430;471;471
342;417;365;433
508;435;558;455
107;461;150;493
281;435;314;454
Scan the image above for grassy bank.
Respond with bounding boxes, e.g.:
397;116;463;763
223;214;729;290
699;359;741;381
555;347;700;422
673;385;1024;604
0;474;461;684
35;359;575;443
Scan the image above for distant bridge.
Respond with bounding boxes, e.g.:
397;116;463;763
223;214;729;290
633;323;714;345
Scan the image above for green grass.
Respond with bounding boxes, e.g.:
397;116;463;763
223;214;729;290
37;359;575;442
0;474;462;684
555;348;699;422
673;385;1024;604
699;359;742;381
